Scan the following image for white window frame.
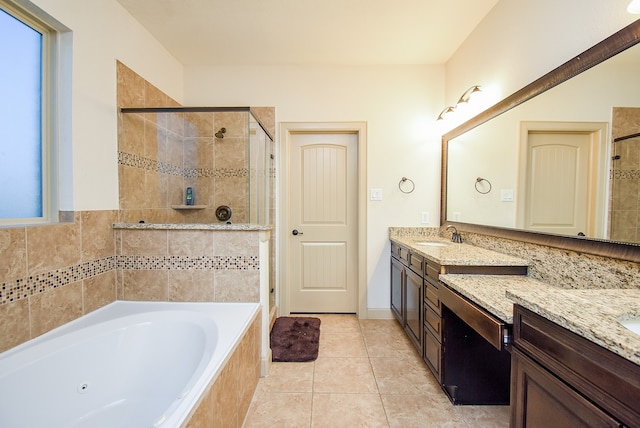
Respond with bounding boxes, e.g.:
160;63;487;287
0;0;58;226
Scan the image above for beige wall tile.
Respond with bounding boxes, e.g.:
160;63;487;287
168;270;215;302
30;281;83;338
167;230;214;255
214;271;260;303
120;113;145;155
250;107;275;139
81;210;118;261
144;80;168;108
0;299;30;353
214;111;248;138
26;222;81;276
0;227;27;282
122;270;168;301
116;61;144;108
184;384;215;428
213;349;240;428
119;165;146;210
212;231;259;256
184;112;214;138
83;271;117;313
120;229;167;255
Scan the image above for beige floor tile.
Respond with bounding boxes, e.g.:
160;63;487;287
313;313;361;334
362;330;419;358
313;357;378;393
254;361;315;394
359;319;404;335
381;394;467;428
318;331;368;358
311;393;389;428
243;392;312;428
370;356;440;395
455;405;510;428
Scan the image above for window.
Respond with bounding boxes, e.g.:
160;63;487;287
0;1;56;224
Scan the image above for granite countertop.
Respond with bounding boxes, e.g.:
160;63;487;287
508;288;640;366
391;236;528;267
438;274;557;324
113;223;272;231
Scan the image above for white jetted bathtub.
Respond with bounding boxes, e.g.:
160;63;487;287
0;301;260;428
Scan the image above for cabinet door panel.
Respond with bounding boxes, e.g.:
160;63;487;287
511;349;622;428
390;257;404;323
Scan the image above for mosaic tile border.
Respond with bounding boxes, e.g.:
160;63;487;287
1;255;260;305
118;151;248;178
612;169;640;179
1;257;116;305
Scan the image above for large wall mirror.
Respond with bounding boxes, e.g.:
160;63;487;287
441;19;640;263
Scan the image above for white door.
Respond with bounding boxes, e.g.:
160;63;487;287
287;131;358;313
520;131;592;236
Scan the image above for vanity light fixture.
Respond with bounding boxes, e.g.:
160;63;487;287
456;85;482;108
628;0;640;13
437;85;482;121
437;106;456;121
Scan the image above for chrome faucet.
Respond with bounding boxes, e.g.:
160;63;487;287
446;225;462;243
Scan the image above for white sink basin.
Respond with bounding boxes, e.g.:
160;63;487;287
414;241;450;247
619;318;640;336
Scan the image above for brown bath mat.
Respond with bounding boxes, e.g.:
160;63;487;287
270;316;321;362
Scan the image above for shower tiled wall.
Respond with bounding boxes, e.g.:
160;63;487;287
611;107;640;243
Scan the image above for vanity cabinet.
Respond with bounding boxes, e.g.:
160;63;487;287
390;242;423;354
511;305;640;427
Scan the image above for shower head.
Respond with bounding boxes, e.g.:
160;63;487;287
215;127;227;139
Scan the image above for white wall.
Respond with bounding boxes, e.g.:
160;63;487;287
28;0;183;211
184;65;445;311
445;0;638;110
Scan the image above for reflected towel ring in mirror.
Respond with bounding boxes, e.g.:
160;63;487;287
215;205;232;221
475;177;492;194
399;177;415;194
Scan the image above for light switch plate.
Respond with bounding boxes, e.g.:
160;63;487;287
370;188;383;201
421;211;429;224
501;189;514;202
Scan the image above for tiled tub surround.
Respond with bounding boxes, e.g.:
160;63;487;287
0;210;119;353
114;223;273;375
0;301;261;428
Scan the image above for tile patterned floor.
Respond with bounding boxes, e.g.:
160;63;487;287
243;314;510;427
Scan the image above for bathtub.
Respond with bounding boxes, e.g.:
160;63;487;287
0;301;260;428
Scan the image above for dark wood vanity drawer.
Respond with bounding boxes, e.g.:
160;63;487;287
513;305;640;426
424;304;441;338
424;261;440;282
424;280;440;311
423;328;441;380
409;252;423;275
439;284;507;351
391;242;410;265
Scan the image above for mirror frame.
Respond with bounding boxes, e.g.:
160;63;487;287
441;19;640;264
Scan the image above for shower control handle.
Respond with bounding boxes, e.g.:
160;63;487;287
292;229;303;236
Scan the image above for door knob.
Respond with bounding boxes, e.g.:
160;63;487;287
292;229;303;236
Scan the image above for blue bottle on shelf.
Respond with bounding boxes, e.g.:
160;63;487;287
186;187;194;205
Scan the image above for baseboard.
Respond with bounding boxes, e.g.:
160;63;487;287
365;308;395;319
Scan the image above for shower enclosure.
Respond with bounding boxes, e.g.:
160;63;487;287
118;107;274;225
610;107;640;244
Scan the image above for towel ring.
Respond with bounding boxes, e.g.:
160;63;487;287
399;177;415;194
475;177;492;194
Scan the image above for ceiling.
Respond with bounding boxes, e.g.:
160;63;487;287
116;0;499;66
